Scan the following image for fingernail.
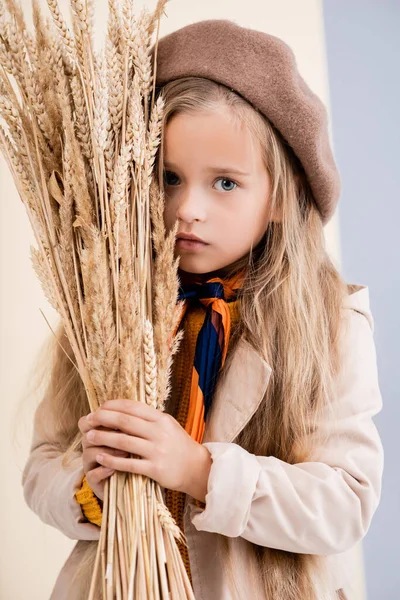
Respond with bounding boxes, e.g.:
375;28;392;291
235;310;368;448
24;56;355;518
87;413;93;421
96;454;103;462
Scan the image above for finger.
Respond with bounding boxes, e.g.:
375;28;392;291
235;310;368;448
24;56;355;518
84;429;152;458
87;408;153;440
78;414;93;435
83;446;130;473
78;414;113;435
101;399;161;422
96;452;151;477
86;465;115;489
81;425;114;449
79;412;126;441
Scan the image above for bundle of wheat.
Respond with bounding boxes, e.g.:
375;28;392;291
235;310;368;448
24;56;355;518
0;0;194;597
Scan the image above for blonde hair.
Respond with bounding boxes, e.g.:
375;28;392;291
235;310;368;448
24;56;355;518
18;76;348;599
157;77;348;599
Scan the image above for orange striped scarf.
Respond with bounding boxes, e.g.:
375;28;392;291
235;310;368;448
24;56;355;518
172;269;246;444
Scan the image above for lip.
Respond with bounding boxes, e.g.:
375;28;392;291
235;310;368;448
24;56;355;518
176;238;209;252
176;232;208;244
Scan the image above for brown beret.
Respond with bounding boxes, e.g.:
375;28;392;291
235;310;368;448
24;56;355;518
152;19;341;225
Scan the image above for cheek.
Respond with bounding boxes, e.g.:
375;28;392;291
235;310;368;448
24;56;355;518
225;209;258;237
163;200;175;232
225;211;266;250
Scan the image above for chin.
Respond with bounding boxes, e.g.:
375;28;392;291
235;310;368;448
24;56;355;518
178;259;232;277
175;249;242;276
178;262;211;275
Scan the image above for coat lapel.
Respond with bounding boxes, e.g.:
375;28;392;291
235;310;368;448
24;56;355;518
202;337;272;443
201;284;368;445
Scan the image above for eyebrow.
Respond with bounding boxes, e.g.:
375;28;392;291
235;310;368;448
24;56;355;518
163;163;251;177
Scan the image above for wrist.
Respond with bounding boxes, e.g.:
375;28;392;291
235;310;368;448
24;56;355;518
183;444;213;503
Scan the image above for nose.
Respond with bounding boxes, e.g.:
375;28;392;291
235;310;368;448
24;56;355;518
175;190;207;223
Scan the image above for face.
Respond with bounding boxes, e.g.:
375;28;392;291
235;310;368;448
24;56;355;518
162;106;272;275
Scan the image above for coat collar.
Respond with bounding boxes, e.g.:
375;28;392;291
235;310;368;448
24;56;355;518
343;283;373;330
202;282;370;444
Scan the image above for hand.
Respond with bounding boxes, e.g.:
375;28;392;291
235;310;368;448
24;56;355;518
79;399;212;502
78;411;130;501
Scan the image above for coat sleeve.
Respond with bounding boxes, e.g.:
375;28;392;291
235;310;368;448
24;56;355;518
190;307;384;555
21;394;101;541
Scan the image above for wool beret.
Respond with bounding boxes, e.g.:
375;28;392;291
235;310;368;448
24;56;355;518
151;19;341;225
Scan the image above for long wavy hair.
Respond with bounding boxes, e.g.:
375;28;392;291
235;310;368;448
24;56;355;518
18;76;348;599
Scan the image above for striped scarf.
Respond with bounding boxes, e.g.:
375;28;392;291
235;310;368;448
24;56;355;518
173;269;246;443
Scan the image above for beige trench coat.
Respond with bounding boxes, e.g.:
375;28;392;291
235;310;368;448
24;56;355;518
22;283;384;599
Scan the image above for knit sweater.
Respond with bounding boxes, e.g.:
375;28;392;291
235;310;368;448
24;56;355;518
75;298;241;585
75;474;103;526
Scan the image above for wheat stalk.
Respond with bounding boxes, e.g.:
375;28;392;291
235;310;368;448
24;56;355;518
0;0;194;598
46;0;77;71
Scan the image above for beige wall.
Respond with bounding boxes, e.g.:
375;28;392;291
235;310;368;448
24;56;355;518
0;1;360;598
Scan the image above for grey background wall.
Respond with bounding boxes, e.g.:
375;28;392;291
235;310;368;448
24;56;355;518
323;1;400;599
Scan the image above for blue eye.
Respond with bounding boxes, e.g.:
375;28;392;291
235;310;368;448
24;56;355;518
214;178;237;192
163;170;179;186
163;171;238;191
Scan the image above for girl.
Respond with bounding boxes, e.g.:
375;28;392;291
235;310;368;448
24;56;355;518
22;19;384;600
